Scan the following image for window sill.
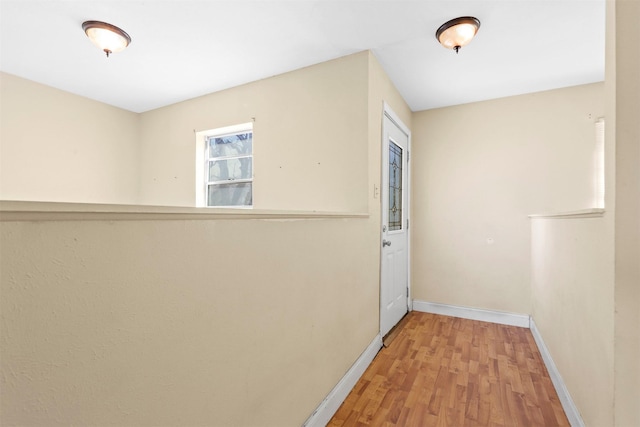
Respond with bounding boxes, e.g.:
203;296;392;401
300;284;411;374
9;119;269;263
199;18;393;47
528;208;605;219
0;201;369;222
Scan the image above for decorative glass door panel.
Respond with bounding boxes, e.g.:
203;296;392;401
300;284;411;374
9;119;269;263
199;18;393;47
388;140;403;231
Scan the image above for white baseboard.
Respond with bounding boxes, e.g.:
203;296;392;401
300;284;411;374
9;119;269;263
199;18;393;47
303;334;383;427
414;301;583;425
412;300;531;328
530;319;585;427
303;305;582;427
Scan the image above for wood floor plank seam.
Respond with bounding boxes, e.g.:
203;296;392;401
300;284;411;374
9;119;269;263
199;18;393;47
328;312;570;427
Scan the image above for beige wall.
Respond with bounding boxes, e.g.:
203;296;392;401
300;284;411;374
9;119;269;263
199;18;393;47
530;2;640;425
367;50;413;249
0;216;377;426
4;24;634;426
0;52;412;426
505;1;638;424
411;83;605;315
0;73;139;204
530;215;615;426
364;51;413;336
1;53;372;212
139;52;370;212
613;0;640;425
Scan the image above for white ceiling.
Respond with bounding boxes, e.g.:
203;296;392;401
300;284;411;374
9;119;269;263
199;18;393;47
0;0;605;113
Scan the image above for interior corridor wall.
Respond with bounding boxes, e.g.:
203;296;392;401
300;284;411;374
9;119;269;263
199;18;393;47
0;73;139;204
0;215;378;426
366;50;413;297
530;214;614;426
1;51;413;426
138;52;370;212
411;83;604;315
612;0;640;424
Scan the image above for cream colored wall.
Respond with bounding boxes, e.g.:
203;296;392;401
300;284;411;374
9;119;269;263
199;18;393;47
0;73;139;204
138;53;370;212
529;2;640;425
365;51;413;333
530;216;615;426
1;52;371;212
613;0;640;425
0;216;377;426
367;52;413;200
411;83;604;314
0;51;413;426
366;53;413;240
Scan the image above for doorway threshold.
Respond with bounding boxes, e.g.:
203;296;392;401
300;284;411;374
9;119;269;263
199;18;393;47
382;312;411;348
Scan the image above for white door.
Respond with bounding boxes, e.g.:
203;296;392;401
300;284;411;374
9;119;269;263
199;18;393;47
380;111;410;337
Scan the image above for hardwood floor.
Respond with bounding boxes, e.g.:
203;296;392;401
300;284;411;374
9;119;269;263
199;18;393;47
328;312;569;426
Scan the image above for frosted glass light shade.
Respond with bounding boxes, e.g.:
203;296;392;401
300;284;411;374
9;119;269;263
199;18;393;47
82;21;131;57
436;17;480;53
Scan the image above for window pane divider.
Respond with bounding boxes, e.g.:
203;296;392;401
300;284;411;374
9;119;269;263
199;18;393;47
207;179;253;185
206;154;253;161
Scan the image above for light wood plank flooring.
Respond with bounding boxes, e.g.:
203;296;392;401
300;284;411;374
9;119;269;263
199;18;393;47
328;311;569;426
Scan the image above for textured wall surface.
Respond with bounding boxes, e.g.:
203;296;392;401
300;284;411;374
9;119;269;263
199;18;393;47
1;53;371;213
0;51;412;426
613;0;640;424
531;216;614;426
138;52;370;212
411;83;604;315
0;73;140;204
0;217;377;426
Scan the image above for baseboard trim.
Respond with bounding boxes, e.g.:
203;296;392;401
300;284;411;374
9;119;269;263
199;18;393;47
530;319;585;427
414;301;583;425
303;306;582;427
412;300;531;328
303;334;383;427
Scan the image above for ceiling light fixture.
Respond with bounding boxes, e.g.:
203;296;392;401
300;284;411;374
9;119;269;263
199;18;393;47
82;20;131;57
436;16;480;54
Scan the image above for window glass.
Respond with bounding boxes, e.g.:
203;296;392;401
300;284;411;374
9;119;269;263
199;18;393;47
208;158;253;182
208;133;252;158
202;127;253;207
207;182;252;207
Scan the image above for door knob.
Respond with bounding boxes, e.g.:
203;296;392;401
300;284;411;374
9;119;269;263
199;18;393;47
382;240;391;247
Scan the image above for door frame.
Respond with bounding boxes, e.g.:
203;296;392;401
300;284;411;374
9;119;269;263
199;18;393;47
380;102;412;336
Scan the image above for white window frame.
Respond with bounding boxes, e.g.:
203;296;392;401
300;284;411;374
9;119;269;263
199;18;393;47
195;122;253;208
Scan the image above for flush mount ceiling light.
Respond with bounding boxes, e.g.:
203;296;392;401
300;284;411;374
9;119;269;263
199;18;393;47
82;20;131;57
436;16;480;54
